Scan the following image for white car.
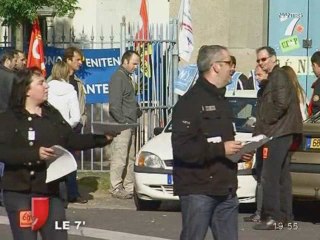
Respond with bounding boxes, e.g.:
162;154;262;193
134;90;258;210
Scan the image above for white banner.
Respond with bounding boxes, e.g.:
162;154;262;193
178;0;194;62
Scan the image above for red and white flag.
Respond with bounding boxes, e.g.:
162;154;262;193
178;0;194;62
27;19;46;76
136;0;149;41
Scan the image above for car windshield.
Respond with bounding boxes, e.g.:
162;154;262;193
164;96;257;133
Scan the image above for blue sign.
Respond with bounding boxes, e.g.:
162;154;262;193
44;47;120;104
174;64;198;96
268;0;320;98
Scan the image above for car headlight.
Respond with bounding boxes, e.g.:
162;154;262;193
137;151;165;169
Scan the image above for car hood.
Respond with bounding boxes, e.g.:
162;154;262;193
138;131;253;161
139;132;173;160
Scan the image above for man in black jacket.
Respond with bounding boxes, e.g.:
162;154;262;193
253;46;302;230
309;51;320;115
0;50;17;113
172;45;252;240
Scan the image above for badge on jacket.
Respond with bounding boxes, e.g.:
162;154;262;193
202;105;216;111
28;130;35;141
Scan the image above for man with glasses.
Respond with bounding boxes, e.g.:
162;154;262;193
253;46;302;230
227;55;254;90
171;45;253;240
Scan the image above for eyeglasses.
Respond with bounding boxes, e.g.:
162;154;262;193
216;60;232;66
256;56;271;64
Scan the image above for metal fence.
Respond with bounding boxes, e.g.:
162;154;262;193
1;18;178;171
0;25;13;48
46;18;178;171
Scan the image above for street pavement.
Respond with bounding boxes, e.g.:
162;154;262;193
1;193;320;240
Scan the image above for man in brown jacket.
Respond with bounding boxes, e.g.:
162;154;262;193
253;46;302;230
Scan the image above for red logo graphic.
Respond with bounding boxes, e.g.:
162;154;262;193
19;211;32;228
262;147;269;160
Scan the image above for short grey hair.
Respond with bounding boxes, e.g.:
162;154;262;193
197;45;228;73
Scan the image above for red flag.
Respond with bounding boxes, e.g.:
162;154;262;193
135;0;151;78
27;19;46;77
136;0;149;40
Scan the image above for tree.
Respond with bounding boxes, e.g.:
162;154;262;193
0;0;80;26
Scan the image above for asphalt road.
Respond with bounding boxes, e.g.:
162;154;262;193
0;198;320;240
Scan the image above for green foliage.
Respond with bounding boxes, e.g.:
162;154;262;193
0;0;80;26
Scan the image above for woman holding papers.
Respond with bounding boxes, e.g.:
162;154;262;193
0;67;113;240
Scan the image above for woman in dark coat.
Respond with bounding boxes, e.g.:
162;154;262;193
0;67;113;240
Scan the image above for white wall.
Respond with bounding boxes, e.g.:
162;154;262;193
71;0;169;43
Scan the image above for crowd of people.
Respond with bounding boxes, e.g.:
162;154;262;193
0;46;143;239
0;43;319;240
171;45;319;239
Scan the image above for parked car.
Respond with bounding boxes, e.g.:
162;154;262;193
290;112;320;200
134;90;258;210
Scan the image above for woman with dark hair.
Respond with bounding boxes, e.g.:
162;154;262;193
281;65;308;120
0;67;113;240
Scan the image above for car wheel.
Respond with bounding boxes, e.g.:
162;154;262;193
134;190;161;211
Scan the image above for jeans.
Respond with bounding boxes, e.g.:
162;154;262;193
3;191;67;240
110;128;135;193
66;170;80;200
179;193;239;240
261;134;293;221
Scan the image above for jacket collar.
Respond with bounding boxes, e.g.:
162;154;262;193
119;66;131;77
197;75;226;97
13;102;51;119
311;78;320;89
269;64;280;74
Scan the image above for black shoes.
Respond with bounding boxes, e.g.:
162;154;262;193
68;196;88;204
243;213;261;222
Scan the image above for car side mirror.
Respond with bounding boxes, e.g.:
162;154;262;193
153;127;164;136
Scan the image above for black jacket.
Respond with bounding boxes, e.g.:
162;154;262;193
0;103;109;195
254;65;302;137
171;76;237;196
0;65;16;113
310;77;320;115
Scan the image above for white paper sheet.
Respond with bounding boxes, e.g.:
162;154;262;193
227;134;271;163
45;145;77;183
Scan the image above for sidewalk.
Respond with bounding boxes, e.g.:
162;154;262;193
68;191;136;210
70;172;136;210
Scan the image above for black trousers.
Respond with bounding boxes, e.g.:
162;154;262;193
261;134;293;221
254;147;264;216
3;191;67;240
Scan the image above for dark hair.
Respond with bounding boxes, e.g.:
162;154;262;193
197;45;228;73
256;46;277;57
15;49;25;55
0;49;16;65
63;46;83;62
230;55;236;66
9;67;43;110
311;51;320;65
121;50;140;65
